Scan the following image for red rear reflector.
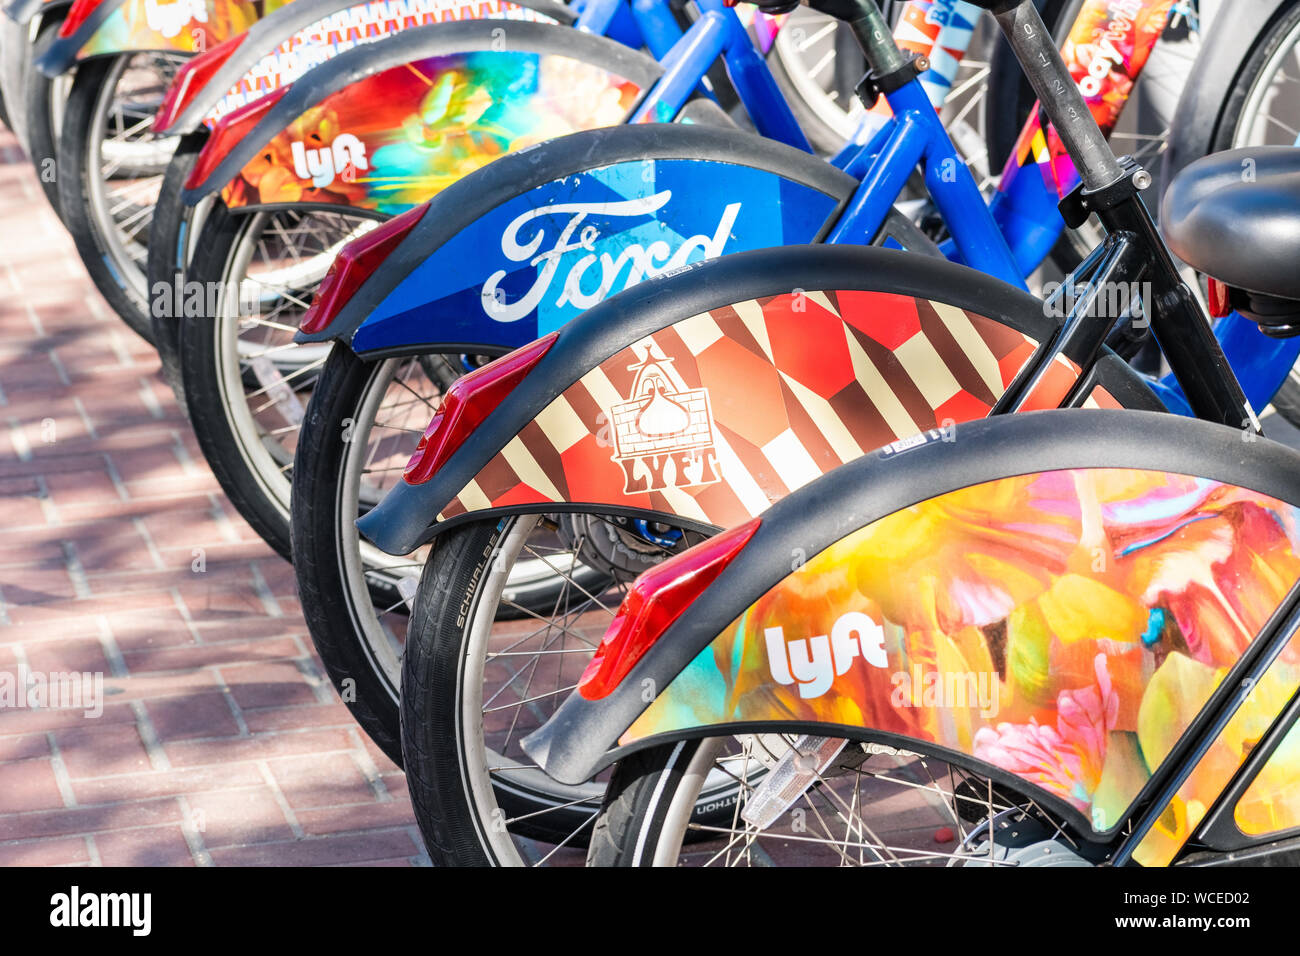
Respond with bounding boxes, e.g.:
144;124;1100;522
1207;277;1232;319
184;85;290;191
577;518;762;700
58;0;101;37
299;202;430;335
154;34;244;133
403;333;560;485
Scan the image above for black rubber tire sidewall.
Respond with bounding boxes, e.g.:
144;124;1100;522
400;519;603;864
291;344;407;766
57;52;158;344
147;130;207;406
587;740;705;866
25;16;64;218
180;203;300;561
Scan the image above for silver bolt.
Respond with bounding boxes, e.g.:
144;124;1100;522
1133;169;1153;190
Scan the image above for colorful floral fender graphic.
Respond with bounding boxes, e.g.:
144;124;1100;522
1002;0;1175;199
201;0;557;128
434;292;1070;527
1131;623;1300;866
74;0;271;58
623;469;1300;845
221;52;642;211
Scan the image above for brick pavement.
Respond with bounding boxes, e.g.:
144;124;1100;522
0;126;427;867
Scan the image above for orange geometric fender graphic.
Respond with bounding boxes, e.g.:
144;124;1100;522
438;290;1047;528
622;468;1300;842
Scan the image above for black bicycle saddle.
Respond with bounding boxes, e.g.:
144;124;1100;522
1162;146;1300;302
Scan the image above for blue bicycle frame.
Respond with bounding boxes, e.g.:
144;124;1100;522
592;0;1026;287
358;0;1300;416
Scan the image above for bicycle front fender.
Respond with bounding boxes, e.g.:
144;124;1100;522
155;0;573;135
520;410;1300;856
356;244;1071;555
295;122;856;348
35;0;261;78
180;20;662;209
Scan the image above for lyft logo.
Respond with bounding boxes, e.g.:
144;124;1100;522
764;612;887;699
290;133;368;188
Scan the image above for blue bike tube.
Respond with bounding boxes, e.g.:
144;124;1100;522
575;0;623;36
823;113;928;247
827;76;1023;289
628;0;688;61
630;11;730;124
697;0;811;151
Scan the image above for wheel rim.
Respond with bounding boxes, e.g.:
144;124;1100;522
85;52;185;307
1232;7;1300;149
453;513;743;865
644;734;1077;867
336;356;607;700
214;209;377;526
458;514;609;867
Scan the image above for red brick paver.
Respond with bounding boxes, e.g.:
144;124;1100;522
0;129;426;867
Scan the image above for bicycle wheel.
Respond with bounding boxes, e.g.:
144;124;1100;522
181;204;376;559
58;49;186;343
402;512;757;864
589;734;1079;866
1214;1;1300;425
292;348;611;764
24;15;71;218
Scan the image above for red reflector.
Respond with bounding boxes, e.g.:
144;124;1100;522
184;85;290;191
154;34;243;133
1207;277;1232;319
58;0;102;37
299;202;430;335
403;333;560;485
577;518;762;701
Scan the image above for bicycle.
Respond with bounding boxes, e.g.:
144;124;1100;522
346;0;1300;865
547;406;1300;866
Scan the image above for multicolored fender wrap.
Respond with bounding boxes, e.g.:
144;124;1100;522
293;124;860;347
180;20;664;210
355;244;1164;556
518;411;1300;864
154;0;570;135
35;0;270;75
